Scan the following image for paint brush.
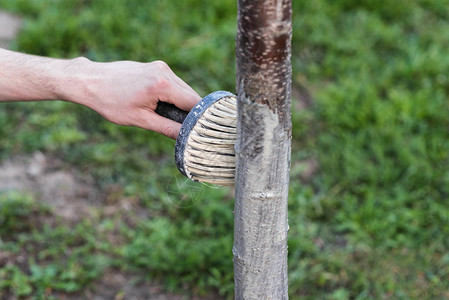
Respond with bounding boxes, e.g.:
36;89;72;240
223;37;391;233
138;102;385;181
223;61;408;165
155;91;236;186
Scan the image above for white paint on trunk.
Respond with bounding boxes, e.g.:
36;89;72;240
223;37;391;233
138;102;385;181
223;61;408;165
233;94;290;300
237;96;280;189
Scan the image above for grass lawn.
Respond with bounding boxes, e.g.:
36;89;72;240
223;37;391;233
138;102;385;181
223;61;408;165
1;0;449;299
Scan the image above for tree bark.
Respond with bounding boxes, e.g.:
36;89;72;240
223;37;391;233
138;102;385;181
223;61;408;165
233;0;292;299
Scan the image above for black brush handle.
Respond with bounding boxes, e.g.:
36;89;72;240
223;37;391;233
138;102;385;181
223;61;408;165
155;101;189;124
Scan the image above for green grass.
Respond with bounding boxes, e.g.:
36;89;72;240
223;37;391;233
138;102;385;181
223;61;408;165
1;0;449;299
0;192;108;298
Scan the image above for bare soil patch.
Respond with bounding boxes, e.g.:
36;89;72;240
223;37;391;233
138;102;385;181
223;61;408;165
0;152;100;222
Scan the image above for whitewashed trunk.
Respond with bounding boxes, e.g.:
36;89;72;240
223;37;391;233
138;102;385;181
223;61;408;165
233;0;292;299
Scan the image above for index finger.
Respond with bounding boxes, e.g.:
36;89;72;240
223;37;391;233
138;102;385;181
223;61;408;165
157;68;201;111
169;73;202;110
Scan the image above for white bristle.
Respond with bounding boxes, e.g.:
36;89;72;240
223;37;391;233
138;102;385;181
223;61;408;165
184;96;236;186
186;148;235;158
203;114;236;127
186;165;235;178
187;140;234;151
213;103;235;114
190;132;235;145
222;98;237;108
192;176;236;186
185;154;234;167
193;127;236;139
197;118;236;134
185;163;235;174
208;106;236;119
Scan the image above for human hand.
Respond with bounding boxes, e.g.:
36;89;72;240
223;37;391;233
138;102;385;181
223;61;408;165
68;59;201;139
0;50;201;139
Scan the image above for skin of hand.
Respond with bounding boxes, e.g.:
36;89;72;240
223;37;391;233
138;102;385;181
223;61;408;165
0;49;201;139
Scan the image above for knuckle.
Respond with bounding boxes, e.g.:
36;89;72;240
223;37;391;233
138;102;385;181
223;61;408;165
161;126;175;138
153;60;170;71
77;56;90;62
72;56;91;65
154;76;170;90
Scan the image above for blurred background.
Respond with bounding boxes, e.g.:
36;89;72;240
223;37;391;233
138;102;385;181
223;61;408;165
0;0;449;299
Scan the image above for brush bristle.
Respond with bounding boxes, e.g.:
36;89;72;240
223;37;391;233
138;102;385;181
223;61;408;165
184;96;236;186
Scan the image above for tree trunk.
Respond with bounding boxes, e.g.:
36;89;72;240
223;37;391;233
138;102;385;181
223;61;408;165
233;0;292;299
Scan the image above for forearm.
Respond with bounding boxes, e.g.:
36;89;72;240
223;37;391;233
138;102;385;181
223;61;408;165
0;48;80;102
